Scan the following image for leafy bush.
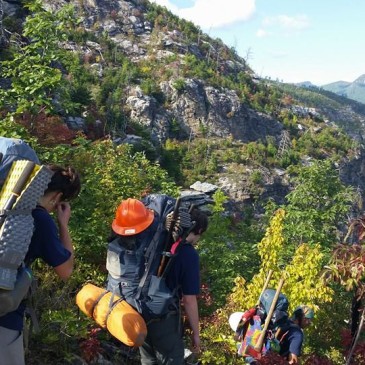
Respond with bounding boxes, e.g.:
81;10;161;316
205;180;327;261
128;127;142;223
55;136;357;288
172;78;186;93
0;0;77;116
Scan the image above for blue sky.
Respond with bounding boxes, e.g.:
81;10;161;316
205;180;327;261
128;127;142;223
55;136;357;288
150;0;364;86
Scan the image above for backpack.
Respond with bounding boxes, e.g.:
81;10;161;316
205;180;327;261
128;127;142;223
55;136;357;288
257;288;289;327
0;137;53;316
236;288;290;361
106;193;193;321
0;137;40;184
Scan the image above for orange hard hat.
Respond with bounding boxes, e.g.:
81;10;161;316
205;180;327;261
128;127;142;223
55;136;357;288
112;198;154;236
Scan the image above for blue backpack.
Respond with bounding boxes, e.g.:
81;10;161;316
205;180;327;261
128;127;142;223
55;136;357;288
106;194;193;321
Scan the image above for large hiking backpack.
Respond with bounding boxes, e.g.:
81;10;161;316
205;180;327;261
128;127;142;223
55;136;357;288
0;137;40;184
257;288;289;327
0;137;53;316
235;289;290;361
106;193;193;321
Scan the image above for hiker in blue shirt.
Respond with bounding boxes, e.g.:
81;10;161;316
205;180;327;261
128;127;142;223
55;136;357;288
229;304;313;364
139;207;209;365
279;305;314;364
0;165;81;365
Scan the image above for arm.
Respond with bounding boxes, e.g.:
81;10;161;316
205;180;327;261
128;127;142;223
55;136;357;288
288;328;303;364
53;202;74;280
183;294;200;352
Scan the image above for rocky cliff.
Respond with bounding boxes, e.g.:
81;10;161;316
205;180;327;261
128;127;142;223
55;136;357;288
2;0;365;213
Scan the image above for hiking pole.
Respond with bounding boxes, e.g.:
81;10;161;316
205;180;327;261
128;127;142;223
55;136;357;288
244;277;285;359
157;197;181;277
0;161;35;228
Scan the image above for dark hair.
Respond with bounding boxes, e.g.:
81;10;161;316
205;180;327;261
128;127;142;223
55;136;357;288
293;307;303;319
45;165;81;201
189;208;209;235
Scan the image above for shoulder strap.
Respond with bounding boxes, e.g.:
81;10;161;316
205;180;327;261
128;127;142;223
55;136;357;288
134;222;165;306
160;239;192;279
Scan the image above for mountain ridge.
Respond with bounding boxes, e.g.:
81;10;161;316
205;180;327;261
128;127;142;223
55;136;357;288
320;74;365;104
2;0;365;210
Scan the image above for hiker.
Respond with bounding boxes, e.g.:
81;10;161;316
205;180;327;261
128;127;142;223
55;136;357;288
0;164;81;365
279;305;314;364
229;301;313;364
139;207;209;365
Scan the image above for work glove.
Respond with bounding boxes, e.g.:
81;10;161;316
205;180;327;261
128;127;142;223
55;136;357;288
164;205;192;241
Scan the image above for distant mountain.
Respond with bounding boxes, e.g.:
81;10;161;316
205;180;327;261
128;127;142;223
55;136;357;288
295;81;316;88
321;74;365;104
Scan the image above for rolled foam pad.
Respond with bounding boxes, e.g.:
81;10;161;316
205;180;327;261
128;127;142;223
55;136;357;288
76;283;147;347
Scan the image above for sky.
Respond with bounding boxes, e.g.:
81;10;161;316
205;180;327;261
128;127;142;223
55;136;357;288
150;0;364;86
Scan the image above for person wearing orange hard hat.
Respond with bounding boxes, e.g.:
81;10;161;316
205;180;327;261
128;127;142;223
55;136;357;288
106;197;209;364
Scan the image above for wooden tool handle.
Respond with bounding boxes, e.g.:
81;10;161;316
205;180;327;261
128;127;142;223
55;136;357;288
256;270;273;306
254;278;285;352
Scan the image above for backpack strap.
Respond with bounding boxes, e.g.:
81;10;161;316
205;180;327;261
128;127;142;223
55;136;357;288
0;208;33;216
160;239;193;279
134;223;165;308
106;294;125;321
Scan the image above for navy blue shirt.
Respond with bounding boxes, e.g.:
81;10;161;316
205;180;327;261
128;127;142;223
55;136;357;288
166;242;200;297
279;323;304;357
0;207;71;331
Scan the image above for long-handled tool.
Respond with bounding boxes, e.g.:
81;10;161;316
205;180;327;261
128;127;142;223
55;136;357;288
160;203;196;279
157;197;181;277
243;277;285;359
258;270;274;305
235;270;274;338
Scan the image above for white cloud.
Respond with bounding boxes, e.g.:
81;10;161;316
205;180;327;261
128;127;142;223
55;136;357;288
263;15;310;30
256;28;269;38
150;0;256;29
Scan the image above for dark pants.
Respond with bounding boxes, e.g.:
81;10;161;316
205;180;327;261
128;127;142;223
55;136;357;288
139;313;184;365
0;327;25;365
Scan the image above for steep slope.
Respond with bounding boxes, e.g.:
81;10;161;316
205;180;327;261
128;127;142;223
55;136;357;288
2;0;365;212
276;82;365;139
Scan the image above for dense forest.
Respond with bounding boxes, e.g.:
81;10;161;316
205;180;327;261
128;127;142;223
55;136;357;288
1;0;365;364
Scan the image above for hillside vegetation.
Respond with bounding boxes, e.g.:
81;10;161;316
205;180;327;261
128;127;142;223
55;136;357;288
1;1;365;364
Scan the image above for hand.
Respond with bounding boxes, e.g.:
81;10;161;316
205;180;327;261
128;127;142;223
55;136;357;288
56;201;71;227
288;353;299;364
